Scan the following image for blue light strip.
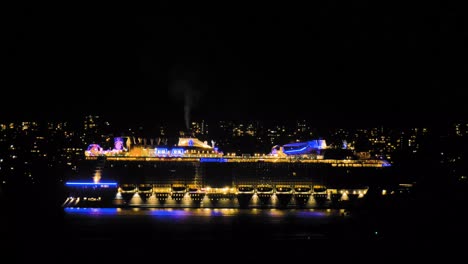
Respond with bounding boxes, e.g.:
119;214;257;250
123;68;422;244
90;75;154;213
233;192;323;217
283;146;308;154
64;208;119;215
65;182;118;186
200;158;228;163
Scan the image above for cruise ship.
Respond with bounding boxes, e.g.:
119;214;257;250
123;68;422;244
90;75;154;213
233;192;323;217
63;136;393;208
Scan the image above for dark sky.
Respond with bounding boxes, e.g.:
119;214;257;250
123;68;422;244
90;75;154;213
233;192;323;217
4;5;468;128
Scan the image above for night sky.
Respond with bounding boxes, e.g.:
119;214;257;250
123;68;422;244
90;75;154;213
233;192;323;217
4;6;467;128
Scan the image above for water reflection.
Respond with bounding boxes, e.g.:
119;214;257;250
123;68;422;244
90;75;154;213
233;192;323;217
64;207;119;215
64;207;344;218
59;207;367;240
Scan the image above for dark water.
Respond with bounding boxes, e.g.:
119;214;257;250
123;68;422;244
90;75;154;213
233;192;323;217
60;207;361;240
5;203;468;262
7;197;468;243
5;206;379;261
4;183;468;262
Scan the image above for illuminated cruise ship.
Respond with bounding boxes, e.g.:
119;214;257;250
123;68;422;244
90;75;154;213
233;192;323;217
63;136;392;208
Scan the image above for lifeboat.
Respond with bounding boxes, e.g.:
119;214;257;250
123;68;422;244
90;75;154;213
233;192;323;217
237;185;255;194
171;184;186;200
119;184;137;194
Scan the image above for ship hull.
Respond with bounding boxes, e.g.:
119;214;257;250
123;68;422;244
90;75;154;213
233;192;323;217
64;157;394;208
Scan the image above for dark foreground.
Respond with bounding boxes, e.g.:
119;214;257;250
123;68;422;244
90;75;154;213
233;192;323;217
2;184;467;262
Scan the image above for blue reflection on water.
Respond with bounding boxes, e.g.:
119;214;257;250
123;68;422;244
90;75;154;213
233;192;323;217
64;207;118;215
64;207;338;219
208;209;225;216
296;210;327;217
147;209;191;218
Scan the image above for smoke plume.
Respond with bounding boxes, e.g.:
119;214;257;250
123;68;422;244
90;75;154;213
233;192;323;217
169;76;200;131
